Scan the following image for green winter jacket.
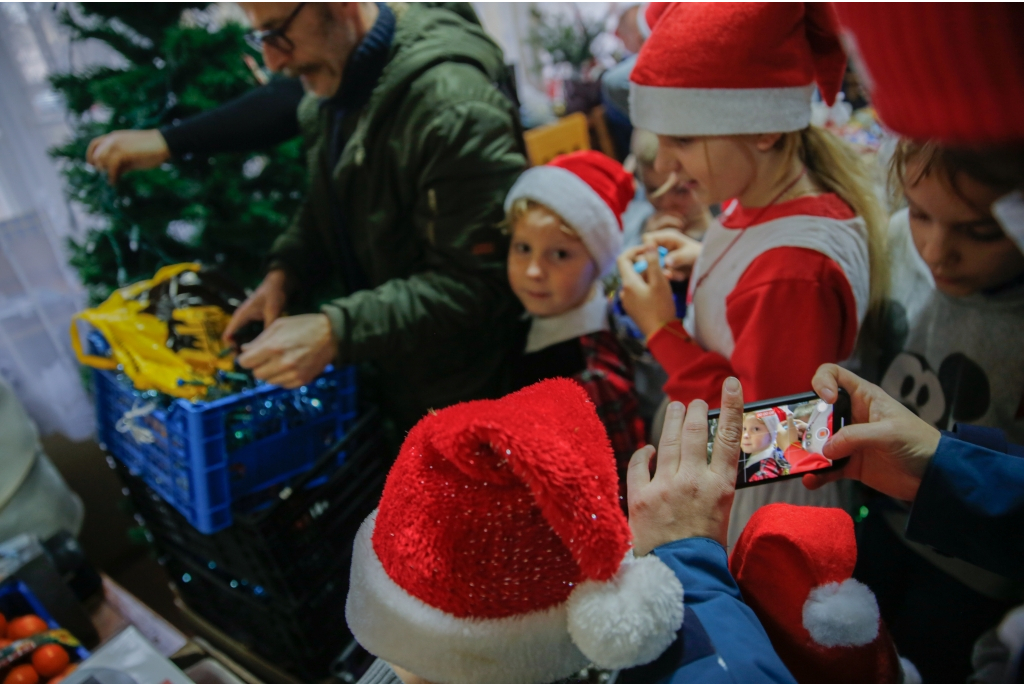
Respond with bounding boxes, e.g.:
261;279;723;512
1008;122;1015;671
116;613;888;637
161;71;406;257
267;4;526;430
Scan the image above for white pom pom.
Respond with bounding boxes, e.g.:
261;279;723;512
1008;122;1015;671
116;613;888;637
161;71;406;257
900;656;922;684
566;553;684;669
802;579;880;647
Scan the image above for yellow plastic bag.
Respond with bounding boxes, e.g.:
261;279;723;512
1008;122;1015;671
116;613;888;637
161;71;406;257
70;263;236;399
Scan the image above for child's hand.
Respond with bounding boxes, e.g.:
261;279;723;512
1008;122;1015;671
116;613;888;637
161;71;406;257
618;245;678;340
642;212;685;236
628;377;745;554
642;229;702;281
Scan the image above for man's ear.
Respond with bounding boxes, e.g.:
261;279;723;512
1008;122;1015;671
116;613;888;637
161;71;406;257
753;133;785;151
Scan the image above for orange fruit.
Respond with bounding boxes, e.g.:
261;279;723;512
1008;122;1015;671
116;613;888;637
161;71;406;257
0;638;12;649
6;616;47;641
3;664;39;684
31;645;69;678
0;611;7;637
46;665;75;685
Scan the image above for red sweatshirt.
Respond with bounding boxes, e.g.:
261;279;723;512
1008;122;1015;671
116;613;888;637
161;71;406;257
647;194;868;408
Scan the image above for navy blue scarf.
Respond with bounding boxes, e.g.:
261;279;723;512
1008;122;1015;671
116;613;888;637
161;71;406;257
324;3;395;293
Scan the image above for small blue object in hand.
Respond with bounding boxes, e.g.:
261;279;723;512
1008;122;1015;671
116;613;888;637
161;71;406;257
633;246;670;273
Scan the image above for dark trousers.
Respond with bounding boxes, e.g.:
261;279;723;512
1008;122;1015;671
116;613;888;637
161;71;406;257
855;506;1017;682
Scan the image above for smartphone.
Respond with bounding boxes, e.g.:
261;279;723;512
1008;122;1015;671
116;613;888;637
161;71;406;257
706;390;852;489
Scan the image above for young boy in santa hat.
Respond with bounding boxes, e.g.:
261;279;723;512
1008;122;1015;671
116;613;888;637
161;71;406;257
345;378;794;684
617;2;888;546
504;150;646;488
730;503;917;684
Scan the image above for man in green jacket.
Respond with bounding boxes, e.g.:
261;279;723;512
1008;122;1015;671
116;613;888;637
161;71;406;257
226;3;526;430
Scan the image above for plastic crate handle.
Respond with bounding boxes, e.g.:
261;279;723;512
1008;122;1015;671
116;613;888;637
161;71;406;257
284;408;378;494
70;317;117;370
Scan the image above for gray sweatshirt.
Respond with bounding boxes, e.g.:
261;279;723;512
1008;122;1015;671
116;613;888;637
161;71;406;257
875;209;1024;443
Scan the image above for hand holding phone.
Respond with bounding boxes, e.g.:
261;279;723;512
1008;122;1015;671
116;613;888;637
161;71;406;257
802;363;940;501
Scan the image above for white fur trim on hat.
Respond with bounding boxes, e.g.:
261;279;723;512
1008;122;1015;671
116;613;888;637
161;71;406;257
636;2;652;38
629;82;815;136
802;579;881;648
505;166;623;275
567;551;684;669
345;511;590;684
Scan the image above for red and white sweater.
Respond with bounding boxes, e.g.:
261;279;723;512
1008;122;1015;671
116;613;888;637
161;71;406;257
648;193;870;408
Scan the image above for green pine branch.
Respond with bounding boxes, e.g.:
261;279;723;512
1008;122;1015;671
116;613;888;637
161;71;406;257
50;3;306;304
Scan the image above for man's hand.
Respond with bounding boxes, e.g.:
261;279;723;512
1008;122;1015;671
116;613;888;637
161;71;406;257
236;314;336;388
223;270;290;344
617;245;678;340
641;229;702;281
86;129;171;185
802;364;941;501
628;377;745;554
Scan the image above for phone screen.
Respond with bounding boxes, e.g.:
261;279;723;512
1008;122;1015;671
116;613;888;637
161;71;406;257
707;393;849;488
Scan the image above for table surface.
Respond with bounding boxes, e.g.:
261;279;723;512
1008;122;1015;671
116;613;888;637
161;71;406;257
91;574;189;656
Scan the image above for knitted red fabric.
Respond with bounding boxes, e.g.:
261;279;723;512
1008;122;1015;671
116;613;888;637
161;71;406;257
730;504;901;683
372;378;631;619
549;151;634;229
836;4;1024;145
633;3;846;105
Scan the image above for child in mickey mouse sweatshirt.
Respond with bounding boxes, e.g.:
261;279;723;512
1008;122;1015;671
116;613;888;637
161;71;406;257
854;139;1024;682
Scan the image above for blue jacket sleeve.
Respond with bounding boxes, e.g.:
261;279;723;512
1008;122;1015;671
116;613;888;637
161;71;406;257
617;538;794;684
905;426;1024;580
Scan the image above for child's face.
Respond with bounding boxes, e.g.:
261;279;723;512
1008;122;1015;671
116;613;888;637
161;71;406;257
638;163;704;220
655;135;758;206
741;415;773;454
508;206;598;317
905;162;1024;297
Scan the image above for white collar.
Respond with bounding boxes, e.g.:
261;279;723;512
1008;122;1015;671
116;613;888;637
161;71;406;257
524;285;609;354
746;445;777;466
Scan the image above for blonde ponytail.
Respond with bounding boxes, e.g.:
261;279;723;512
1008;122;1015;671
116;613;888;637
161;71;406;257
780;127;890;329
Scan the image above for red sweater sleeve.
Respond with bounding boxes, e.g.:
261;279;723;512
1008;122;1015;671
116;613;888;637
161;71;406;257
647;247;858;408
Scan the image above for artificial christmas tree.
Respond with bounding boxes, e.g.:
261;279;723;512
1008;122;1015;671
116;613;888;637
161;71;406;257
49;4;305;304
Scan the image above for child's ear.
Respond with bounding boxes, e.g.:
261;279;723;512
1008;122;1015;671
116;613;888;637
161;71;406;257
753;133;784;152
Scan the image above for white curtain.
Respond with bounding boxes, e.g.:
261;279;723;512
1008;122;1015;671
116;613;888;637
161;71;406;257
0;3;120;440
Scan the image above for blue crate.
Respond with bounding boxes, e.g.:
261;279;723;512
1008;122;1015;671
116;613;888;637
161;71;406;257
90;334;358;534
0;580;91;661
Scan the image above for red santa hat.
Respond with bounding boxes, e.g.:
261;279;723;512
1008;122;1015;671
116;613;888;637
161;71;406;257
729;503;907;684
345;379;683;683
630;3;847;136
504;151;634;274
835;4;1024;146
636;2;670;39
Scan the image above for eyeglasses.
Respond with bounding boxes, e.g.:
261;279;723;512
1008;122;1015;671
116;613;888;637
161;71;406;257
245;2;307;54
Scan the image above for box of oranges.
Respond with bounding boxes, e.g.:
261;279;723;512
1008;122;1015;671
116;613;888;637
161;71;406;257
0;581;89;684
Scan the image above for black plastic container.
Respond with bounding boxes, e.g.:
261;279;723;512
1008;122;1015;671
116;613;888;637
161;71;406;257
113;410;389;680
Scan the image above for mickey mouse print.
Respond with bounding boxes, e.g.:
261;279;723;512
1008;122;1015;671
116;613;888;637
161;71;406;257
881;352;990;431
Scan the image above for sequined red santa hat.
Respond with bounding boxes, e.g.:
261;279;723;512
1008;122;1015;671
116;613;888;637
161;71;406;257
730;504;913;684
345;379;683;683
630;3;846;136
504;151;634;275
835;4;1024;146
